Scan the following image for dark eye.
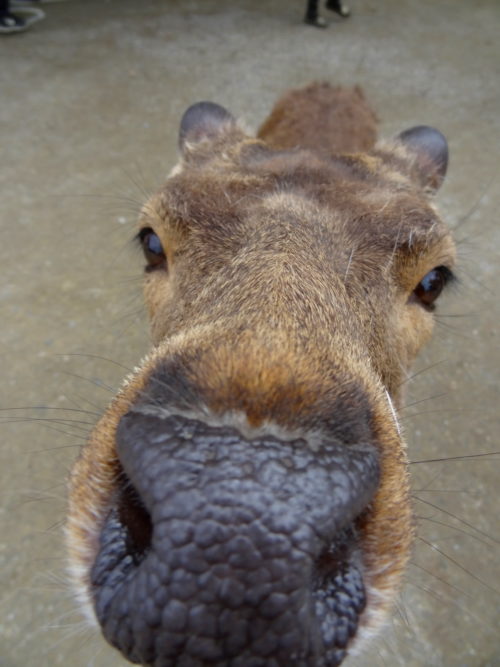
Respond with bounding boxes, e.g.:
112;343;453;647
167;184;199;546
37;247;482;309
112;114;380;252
413;266;453;309
138;228;166;271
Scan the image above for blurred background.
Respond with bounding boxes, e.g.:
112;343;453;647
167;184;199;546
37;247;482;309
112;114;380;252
0;0;499;665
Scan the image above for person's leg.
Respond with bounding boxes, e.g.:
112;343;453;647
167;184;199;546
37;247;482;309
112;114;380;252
304;0;327;27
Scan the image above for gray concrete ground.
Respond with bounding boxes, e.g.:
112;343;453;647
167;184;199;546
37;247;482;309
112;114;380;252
1;0;499;665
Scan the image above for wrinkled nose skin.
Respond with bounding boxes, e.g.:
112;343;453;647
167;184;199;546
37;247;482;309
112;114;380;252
91;411;379;667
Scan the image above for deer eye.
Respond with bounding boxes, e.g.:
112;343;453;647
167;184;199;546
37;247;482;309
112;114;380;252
413;266;453;309
138;228;167;272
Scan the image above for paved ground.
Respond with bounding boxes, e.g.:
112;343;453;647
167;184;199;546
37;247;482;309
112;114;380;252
1;0;499;665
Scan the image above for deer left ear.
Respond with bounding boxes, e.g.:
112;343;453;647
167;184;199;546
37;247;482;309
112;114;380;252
397;125;449;192
179;101;236;154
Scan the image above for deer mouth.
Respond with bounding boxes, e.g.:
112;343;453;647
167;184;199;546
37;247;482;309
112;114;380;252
90;411;379;666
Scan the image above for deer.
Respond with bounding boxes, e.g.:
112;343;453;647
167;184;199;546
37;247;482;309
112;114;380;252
66;81;455;666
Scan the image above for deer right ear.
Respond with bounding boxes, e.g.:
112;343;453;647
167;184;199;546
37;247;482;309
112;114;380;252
179;102;236;154
397;125;449;192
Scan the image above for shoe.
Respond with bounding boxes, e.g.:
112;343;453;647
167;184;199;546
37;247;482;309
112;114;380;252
326;0;351;17
0;6;44;32
0;12;26;32
304;15;327;27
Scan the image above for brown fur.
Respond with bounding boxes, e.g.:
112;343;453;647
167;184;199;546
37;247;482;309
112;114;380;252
67;82;456;663
258;82;378;154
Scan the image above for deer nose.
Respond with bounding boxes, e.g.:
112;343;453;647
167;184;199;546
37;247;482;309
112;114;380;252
91;410;379;666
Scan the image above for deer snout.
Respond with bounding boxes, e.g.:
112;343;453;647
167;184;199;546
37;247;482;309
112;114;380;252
90;410;379;666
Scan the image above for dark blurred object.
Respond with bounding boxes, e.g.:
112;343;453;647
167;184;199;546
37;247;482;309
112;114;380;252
305;0;351;28
0;0;45;33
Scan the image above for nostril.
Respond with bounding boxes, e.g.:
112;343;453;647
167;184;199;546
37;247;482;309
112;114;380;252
314;526;355;584
312;526;367;651
90;479;153;617
117;479;153;564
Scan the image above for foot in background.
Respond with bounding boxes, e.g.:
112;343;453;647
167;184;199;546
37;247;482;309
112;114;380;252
0;4;44;32
304;14;327;28
304;0;350;28
326;0;351;18
304;0;327;27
